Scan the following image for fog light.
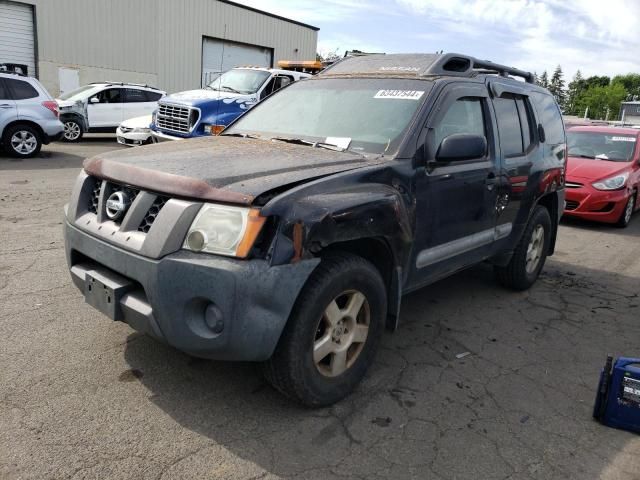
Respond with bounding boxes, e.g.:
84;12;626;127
186;230;206;251
205;303;224;333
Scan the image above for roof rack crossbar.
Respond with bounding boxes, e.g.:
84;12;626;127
471;58;534;83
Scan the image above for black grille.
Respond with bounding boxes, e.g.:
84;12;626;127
88;180;101;214
138;196;169;233
565;200;579;211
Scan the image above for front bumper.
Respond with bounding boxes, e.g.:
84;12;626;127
64;220;318;361
116;127;153;146
150;129;185;142
563;181;630;223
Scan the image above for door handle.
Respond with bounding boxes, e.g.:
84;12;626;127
485;173;497;191
0;104;13;109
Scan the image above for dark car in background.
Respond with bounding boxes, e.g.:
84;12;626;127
63;53;566;406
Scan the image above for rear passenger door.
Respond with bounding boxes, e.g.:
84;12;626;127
0;79;17;133
487;79;539;240
410;83;499;286
122;88;160;120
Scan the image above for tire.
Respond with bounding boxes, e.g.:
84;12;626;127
495;206;552;291
62;119;83;142
263;253;387;407
616;192;635;228
3;124;42;158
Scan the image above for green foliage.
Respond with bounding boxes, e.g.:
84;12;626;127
548;66;565;109
573;83;627;119
538;70;549;89
612;73;640;100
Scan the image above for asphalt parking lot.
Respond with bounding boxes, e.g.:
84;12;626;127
1;139;640;480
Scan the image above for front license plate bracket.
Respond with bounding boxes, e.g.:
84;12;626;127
84;268;134;321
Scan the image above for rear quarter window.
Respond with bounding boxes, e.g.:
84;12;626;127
5;78;39;100
530;92;565;145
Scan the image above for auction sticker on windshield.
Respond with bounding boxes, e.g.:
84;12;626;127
611;136;636;142
374;90;424;100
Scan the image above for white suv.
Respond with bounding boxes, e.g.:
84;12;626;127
57;82;165;142
0;71;63;158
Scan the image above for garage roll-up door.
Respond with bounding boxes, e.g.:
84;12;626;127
202;37;272;87
0;1;36;76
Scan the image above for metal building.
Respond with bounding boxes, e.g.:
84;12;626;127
620;101;640;126
0;0;318;96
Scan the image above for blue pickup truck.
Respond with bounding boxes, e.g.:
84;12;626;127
151;67;311;141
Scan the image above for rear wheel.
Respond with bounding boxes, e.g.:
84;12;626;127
263;253;387;407
495;206;551;291
4;124;42;158
616;192;635;228
62;119;83;142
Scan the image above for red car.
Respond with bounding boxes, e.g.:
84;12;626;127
564;126;640;227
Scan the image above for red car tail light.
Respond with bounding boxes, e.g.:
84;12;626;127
42;100;59;118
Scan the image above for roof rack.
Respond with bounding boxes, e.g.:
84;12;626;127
321;52;535;84
421;54;534;83
89;81;160;90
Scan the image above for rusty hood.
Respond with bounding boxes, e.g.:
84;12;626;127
83;136;372;205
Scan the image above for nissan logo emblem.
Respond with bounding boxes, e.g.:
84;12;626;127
105;191;131;220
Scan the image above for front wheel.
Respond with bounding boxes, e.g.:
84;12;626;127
62;119;83;142
263;253;387;407
495;206;551;291
616;193;635;228
4;124;42;158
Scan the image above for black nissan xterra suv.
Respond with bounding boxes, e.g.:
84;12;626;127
64;53;566;406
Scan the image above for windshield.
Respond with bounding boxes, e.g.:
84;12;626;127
58;85;100;101
567;132;637;162
224;78;431;155
207;69;271;94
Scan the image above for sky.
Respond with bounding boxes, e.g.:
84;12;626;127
236;0;640;81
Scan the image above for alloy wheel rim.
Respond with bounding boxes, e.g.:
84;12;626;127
525;224;544;274
64;121;80;140
10;131;37;155
313;290;370;377
624;196;634;224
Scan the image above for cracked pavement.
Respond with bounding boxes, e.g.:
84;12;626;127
1;140;640;479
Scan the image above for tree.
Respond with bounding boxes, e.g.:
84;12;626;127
584;75;610;89
573;83;627;120
548;65;566;109
538;70;549;89
612;73;640;100
565;70;586;115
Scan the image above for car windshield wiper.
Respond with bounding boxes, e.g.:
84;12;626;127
220;85;243;94
270;137;353;153
570;154;596;159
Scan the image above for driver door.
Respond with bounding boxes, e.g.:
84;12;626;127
87;88;123;128
409;83;499;287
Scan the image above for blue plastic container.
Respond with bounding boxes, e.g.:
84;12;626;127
594;356;640;434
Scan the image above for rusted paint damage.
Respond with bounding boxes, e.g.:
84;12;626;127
83;157;253;205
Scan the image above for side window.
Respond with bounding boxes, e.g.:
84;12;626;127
493;95;524;156
5;78;39;100
515;97;534;151
530;92;564;145
433;97;486;151
95;88;122;104
144;91;162;102
123;88;148;103
260;77;276;100
0;79;8;100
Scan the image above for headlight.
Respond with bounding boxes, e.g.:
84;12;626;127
592;172;629;191
183;204;266;258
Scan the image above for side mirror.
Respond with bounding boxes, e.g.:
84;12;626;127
89;97;99;104
436;133;487;162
